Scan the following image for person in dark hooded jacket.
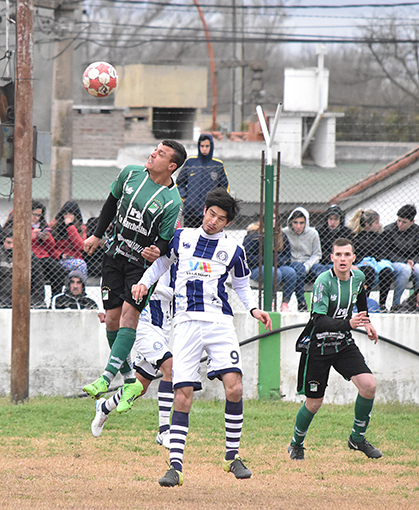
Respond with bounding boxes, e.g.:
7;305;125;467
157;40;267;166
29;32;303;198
50;269;98;310
50;201;87;277
176;133;229;227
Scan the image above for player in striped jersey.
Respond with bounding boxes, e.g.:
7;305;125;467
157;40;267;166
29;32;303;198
132;188;272;487
288;238;382;461
82;140;186;413
91;268;174;448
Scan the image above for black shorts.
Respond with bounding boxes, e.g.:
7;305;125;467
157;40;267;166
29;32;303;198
101;254;153;312
297;343;372;399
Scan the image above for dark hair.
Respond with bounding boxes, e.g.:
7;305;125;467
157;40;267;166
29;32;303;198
199;135;211;142
397;204;416;222
2;226;13;240
162;139;187;170
332;237;354;251
204;188;240;223
289;210;305;222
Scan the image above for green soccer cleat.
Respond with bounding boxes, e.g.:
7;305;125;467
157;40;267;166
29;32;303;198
159;465;183;487
222;454;252;479
116;380;143;414
83;375;109;399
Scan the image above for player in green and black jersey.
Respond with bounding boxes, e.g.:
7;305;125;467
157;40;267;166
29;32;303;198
288;238;382;460
82;140;186;413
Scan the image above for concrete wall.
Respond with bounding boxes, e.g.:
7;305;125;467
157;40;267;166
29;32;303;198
1;310;417;404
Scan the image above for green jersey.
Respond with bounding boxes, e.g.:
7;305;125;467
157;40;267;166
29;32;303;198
298;268;366;355
104;165;182;266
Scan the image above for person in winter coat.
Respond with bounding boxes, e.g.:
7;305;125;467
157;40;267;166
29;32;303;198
0;227;46;308
383;204;419;307
348;209;394;312
50;201;87;277
283;207;321;311
312;204;353;277
31;200;67;297
50;269;98;310
176;133;229;228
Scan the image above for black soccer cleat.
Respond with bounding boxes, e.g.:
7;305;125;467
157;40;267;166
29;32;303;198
348;436;383;459
288;443;305;460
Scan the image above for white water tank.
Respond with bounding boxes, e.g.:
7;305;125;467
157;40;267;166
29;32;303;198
283;68;329;112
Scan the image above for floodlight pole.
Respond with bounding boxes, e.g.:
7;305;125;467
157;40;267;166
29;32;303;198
256;103;282;311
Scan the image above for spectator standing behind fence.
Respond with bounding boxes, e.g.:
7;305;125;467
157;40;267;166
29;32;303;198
312;204;353;277
176;133;229;228
31;200;67;298
0;227;46;308
283;207;321;311
383;204;419;309
348;209;394;312
50;201;88;278
50;269;98;310
242;219;297;312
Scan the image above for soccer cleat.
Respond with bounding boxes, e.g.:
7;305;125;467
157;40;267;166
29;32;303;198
83;375;109;399
158;465;183;487
116;379;143;414
288;443;305;460
222;454;252;479
156;430;171;449
348;436;383;458
91;398;108;437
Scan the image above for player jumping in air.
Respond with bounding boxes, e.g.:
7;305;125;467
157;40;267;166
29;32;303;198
132;188;272;487
82;140;186;413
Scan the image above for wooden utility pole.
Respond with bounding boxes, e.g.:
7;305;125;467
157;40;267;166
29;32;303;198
10;0;34;403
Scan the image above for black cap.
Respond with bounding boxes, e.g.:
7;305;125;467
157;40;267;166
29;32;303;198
397;204;416;222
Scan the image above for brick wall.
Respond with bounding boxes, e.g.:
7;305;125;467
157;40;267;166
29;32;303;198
72;110;125;160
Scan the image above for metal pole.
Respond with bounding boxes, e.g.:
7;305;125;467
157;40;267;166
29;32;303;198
258;151;265;309
11;0;34;403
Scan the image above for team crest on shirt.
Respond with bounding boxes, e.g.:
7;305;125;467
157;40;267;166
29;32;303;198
148;201;162;214
330;294;337;301
153;341;164;351
216;250;228;262
125;185;134;194
210;171;217;181
183;242;191;249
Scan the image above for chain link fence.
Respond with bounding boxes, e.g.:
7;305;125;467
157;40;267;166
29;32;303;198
0;133;418;314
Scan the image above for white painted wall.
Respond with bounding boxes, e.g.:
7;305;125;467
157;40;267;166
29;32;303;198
1;310;417;404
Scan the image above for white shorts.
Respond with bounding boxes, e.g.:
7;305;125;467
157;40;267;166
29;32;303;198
172;320;243;390
133;321;172;380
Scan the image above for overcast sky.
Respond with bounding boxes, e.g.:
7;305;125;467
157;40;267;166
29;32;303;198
282;1;419;40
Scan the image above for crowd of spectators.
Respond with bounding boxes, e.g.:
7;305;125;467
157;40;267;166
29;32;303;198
244;202;419;313
0;199;101;310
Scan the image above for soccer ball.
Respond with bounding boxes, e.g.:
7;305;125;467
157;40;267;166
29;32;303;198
82;61;118;97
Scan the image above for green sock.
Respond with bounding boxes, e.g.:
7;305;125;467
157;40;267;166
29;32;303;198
291;403;315;446
104;327;136;378
351;394;374;442
106;328;134;379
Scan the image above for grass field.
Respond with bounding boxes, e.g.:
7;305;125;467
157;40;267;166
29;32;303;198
0;396;418;509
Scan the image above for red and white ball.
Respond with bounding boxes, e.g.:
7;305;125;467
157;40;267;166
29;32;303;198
82;61;118;97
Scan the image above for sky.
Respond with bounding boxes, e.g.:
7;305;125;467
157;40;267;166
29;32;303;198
281;0;419;41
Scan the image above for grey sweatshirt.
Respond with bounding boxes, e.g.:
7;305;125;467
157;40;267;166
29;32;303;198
283;206;321;273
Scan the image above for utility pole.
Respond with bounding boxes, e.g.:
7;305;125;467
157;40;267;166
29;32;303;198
11;0;34;403
231;0;243;132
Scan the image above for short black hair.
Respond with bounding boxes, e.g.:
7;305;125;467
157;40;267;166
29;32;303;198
397;204;416;222
204;188;240;223
162;139;187;170
332;237;354;251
